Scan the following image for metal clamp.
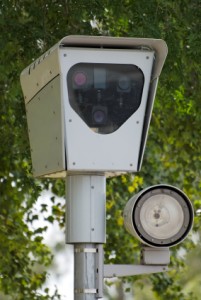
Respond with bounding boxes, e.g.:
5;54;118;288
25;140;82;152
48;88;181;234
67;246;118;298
75;247;97;253
75;289;97;294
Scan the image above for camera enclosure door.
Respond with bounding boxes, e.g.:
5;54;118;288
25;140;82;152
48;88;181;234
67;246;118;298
62;47;154;173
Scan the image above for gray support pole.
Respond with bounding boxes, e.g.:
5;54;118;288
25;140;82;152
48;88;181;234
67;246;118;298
74;244;97;300
66;175;106;300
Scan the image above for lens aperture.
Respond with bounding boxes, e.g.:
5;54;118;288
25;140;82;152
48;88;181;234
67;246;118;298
93;110;106;124
73;72;87;87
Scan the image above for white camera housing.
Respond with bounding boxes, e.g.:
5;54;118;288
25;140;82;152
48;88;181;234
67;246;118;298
20;36;167;178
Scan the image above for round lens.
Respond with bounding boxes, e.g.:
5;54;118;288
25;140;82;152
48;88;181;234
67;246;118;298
73;72;87;86
118;76;130;90
139;194;184;240
93;110;106;124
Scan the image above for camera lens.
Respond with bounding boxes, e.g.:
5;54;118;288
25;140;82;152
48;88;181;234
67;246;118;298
93;109;106;124
118;75;130;90
73;72;87;87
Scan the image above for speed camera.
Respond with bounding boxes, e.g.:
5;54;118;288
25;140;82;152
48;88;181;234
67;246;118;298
20;36;167;178
123;184;194;247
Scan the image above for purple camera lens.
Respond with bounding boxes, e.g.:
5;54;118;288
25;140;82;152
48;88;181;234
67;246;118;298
93;110;106;124
73;72;87;86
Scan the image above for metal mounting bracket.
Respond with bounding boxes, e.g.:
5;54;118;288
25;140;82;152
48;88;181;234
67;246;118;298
104;264;168;278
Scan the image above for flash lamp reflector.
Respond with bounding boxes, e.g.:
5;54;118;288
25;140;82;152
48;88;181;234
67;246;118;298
124;185;194;247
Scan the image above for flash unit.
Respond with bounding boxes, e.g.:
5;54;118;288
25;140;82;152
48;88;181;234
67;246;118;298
124;184;194;247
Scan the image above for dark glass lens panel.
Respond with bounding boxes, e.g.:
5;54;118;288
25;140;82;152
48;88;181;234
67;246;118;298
67;63;144;134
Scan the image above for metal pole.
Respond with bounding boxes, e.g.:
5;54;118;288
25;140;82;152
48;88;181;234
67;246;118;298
74;244;98;300
66;175;106;300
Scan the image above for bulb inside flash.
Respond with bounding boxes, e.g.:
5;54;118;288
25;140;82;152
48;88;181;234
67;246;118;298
140;195;184;240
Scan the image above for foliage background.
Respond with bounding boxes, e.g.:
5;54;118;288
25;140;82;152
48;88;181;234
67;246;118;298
0;0;201;299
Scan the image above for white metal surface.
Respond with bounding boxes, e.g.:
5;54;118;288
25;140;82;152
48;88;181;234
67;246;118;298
26;76;66;177
141;247;170;265
61;48;154;173
66;175;106;243
20;45;60;104
104;264;168;278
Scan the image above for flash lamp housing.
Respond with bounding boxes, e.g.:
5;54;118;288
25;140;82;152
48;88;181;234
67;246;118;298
124;184;194;247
